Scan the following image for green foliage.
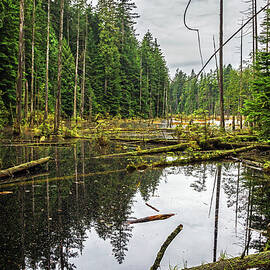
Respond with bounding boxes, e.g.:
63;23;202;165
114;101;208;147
243;7;270;139
0;0;170;129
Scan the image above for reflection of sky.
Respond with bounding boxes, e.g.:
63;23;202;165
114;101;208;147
72;164;253;269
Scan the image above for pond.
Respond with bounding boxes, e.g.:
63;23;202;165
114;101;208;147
0;140;268;269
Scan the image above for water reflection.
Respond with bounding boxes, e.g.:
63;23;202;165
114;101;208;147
0;141;269;269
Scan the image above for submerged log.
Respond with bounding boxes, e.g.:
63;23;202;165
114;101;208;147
127;214;175;224
0;157;51;179
150;224;183;270
184;251;270;270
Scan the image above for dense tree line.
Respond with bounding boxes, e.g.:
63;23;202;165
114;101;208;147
0;0;169;131
169;64;252;119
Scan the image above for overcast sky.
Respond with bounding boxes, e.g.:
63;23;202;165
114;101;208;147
92;0;266;77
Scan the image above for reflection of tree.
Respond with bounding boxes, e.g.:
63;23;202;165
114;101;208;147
190;163;208;192
0;141;163;267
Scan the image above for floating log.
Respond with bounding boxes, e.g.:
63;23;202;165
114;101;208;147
0;191;13;195
230;156;264;171
95;142;197;158
0;157;51;179
127;214;175;224
110;138;179;145
128;145;258;171
150;224;183;270
183;251;270;270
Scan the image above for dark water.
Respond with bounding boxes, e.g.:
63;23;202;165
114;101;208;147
0;140;269;269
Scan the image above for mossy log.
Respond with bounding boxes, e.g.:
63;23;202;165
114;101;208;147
0;157;51;179
184;251;270;270
95;142;197;158
198;135;258;149
150;224;183;270
128;146;257;171
110;138;180;145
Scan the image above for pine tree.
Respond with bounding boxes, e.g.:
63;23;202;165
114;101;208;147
243;7;270;139
97;0;121;115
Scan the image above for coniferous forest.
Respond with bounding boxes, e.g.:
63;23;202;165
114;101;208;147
1;1;270;270
0;0;169;132
0;0;270;139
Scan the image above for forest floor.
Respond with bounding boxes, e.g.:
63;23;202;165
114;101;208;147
1;115;270;175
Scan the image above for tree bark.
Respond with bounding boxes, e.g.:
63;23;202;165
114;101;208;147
219;0;225;129
44;0;50;120
30;0;36;127
15;0;25;135
150;225;183;270
80;5;87;119
54;0;64;133
0;157;51;179
73;5;80;120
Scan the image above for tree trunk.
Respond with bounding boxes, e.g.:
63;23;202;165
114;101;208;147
240;21;243;129
80;7;87;119
73;7;80;120
219;0;225;129
139;52;142;112
44;0;50;120
54;0;64;133
15;0;25;135
30;0;36;127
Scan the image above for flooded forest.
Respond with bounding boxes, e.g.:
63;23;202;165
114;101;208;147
0;0;270;269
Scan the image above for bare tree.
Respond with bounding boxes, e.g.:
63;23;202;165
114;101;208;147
15;0;25;134
219;0;225;129
73;3;80;120
44;0;51;120
30;0;36;127
80;4;88;119
54;0;64;133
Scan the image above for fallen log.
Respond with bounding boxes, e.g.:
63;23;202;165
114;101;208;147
127;214;175;224
110;138;180;145
128;146;257;171
230;156;264;171
0;157;51;179
94;142;198;158
198;135;258;149
150;224;183;270
184;251;270;270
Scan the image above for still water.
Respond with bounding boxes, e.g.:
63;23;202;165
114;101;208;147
0;140;268;269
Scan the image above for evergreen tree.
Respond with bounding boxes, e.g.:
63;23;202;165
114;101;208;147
243;7;270;139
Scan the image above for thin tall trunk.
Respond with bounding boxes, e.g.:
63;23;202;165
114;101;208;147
252;0;256;65
254;0;258;53
15;0;25;134
240;22;243;129
24;80;28;121
219;0;225;129
267;0;270;53
73;8;80;120
30;0;36;127
80;8;88;119
139;52;142;112
89;93;92;122
45;0;50;120
54;0;64;133
213;165;222;262
104;76;108;95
